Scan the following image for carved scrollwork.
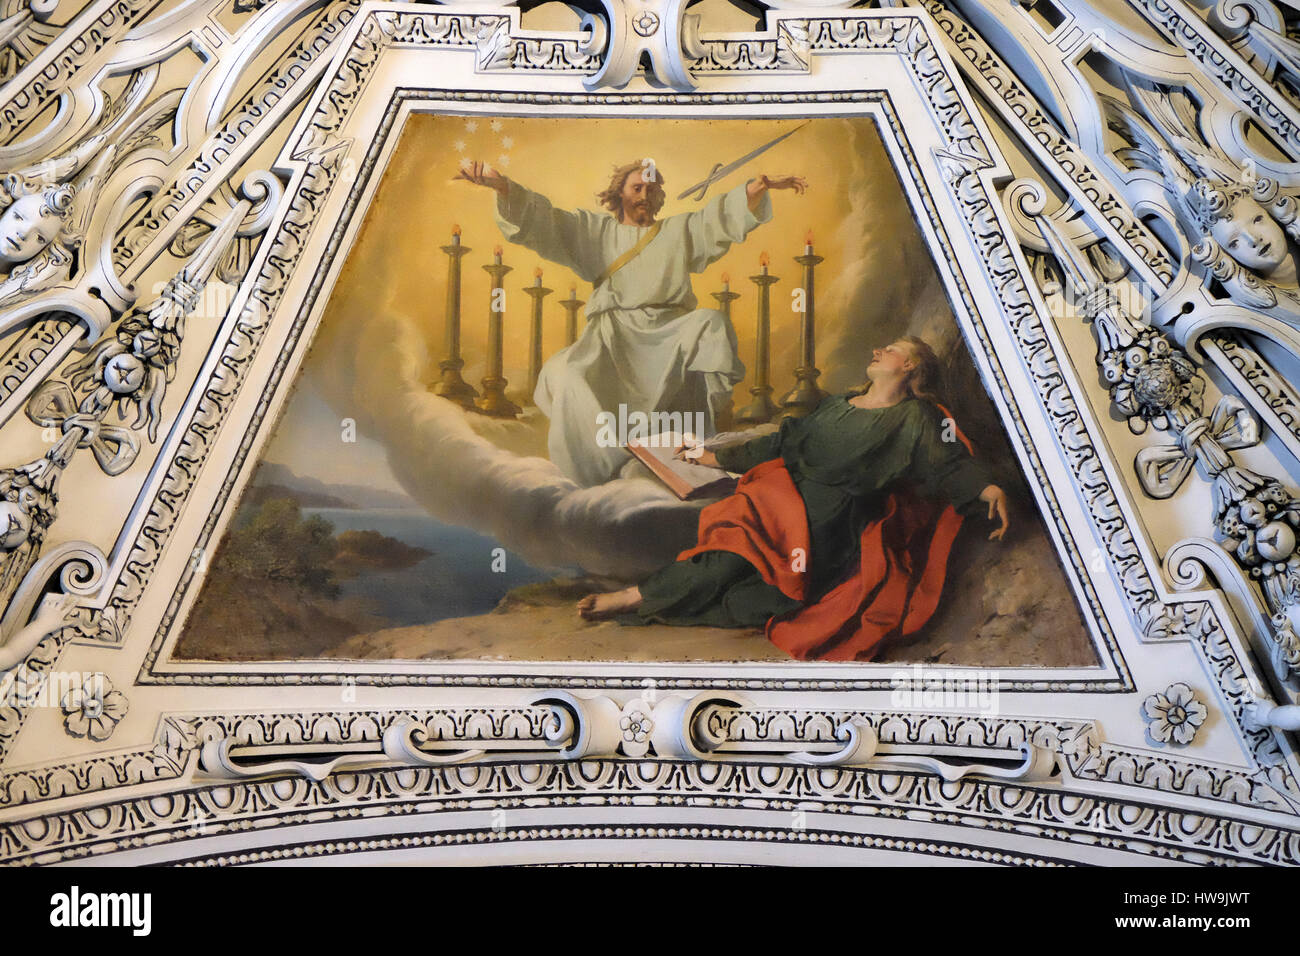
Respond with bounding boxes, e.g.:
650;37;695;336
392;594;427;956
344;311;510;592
473;15;601;73
0;0;1297;868
693;19;810;73
0;1;57;82
1100;75;1300;338
1013;177;1300;632
787;720;878;767
525;691;1057;779
582;0;705;90
0;182;265;630
0;69;177;328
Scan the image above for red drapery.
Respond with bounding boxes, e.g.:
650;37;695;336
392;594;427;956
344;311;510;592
676;409;972;661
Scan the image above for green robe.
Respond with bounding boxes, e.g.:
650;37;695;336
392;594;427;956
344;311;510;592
634;394;991;628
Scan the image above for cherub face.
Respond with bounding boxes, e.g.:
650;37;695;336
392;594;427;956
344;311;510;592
0;193;62;265
1209;196;1288;275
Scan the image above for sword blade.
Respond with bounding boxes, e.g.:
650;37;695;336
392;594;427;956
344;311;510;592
676;122;809;200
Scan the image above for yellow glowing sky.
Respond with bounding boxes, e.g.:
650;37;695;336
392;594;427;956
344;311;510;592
317;114;934;398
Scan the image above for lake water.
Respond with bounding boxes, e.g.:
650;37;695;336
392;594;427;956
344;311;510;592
304;508;557;626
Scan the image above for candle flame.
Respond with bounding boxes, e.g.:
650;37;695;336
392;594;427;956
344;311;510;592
721;272;730;284
805;229;814;244
534;266;543;278
452;224;462;237
494;244;503;256
570;284;576;295
759;252;769;267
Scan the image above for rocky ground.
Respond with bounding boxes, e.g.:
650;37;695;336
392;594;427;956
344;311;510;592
322;578;787;662
323;523;1098;667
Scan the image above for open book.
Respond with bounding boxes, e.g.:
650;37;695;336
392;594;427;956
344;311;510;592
625;432;740;501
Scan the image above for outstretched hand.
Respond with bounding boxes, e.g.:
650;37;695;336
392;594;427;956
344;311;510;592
758;175;808;194
746;174;808;210
980;485;1010;541
455;160;509;194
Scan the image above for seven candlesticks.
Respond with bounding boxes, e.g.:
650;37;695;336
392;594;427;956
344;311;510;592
430;226;826;423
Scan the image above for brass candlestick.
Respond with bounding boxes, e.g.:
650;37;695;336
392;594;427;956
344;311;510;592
560;287;585;346
476;250;521;418
519;270;552;405
711;275;740;324
431;227;478;407
779;238;828;419
732;270;778;426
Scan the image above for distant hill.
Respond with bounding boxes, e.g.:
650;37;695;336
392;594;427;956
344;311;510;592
250;462;418;510
242;482;350;509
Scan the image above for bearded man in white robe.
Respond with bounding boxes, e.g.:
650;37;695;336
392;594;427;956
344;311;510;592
457;159;807;486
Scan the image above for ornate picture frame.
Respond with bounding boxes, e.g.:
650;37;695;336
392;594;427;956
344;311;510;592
2;0;1300;867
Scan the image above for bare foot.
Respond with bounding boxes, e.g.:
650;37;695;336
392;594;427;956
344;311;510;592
577;586;643;621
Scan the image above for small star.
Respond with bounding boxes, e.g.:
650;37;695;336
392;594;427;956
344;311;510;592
490;119;504;132
465;119;478;132
452;138;467;153
497;153;511;168
502;135;514;149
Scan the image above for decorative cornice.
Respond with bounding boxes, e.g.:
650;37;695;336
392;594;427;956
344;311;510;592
1;2;1298;868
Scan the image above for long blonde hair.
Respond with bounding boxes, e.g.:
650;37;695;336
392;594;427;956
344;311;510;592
897;335;943;405
852;335;945;405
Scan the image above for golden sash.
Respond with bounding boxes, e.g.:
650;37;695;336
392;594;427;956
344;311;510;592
593;220;663;288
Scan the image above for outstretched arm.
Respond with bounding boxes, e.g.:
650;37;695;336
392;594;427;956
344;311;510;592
913;407;1009;541
456;160;602;281
683;177;806;273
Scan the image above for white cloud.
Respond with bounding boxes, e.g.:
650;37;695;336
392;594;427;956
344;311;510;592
309;297;703;578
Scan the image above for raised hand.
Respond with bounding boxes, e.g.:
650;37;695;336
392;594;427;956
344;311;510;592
746;174;808;210
758;174;808;194
455;160;509;194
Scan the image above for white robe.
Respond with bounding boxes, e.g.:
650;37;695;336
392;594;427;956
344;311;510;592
495;180;773;486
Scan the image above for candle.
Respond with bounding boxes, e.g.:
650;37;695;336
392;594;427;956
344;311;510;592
534;266;542;287
452;223;461;246
494;244;503;265
713;272;739;323
759;252;769;276
804;229;813;256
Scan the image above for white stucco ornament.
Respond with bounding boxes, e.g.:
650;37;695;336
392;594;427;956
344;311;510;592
585;0;706;90
6;0;1300;870
1143;683;1209;746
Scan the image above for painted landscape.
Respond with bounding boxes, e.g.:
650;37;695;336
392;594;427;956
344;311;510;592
175;114;1097;667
